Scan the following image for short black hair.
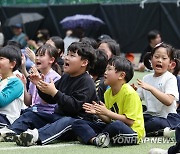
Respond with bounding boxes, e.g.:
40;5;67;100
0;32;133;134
7;40;22;49
37;29;50;40
173;49;180;76
98;39;120;56
0;45;22;71
89;49;108;77
80;37;98;49
50;36;64;55
151;42;175;61
147;30;161;43
67;42;96;71
108;56;134;83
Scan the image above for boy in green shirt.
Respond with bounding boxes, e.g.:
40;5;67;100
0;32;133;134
72;56;145;147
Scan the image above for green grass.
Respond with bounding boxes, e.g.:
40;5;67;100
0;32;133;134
129;70;151;85
0;139;174;154
0;71;174;154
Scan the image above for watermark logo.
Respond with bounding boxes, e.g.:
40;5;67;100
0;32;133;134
139;137;176;144
111;134;176;144
112;134;138;145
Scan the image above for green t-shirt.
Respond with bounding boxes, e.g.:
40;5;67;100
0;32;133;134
104;83;145;140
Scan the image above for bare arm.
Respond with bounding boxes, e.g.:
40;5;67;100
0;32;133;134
21;54;30;78
137;79;175;106
24;85;32;106
16;74;32;106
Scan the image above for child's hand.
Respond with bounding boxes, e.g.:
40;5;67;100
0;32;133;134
94;101;109;115
131;83;137;91
27;40;37;47
28;66;42;85
83;102;96;114
25;47;35;63
37;78;58;97
21;54;26;68
29;66;39;75
137;79;152;91
16;74;27;86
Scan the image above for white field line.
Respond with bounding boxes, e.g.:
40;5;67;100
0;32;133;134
0;143;76;151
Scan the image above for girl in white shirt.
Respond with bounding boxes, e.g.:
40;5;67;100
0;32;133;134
137;43;179;136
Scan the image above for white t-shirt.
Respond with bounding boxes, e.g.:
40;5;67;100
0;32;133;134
137;71;179;118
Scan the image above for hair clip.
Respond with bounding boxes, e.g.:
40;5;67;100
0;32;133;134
154;42;164;48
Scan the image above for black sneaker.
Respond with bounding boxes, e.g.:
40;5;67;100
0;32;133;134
94;133;110;148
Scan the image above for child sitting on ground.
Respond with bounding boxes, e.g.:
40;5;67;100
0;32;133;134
72;56;145;147
12;42;97;147
0;45;24;129
0;44;61;142
137;43;179;136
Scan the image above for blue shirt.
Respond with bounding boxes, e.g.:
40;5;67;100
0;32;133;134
0;76;24;123
12;32;27;48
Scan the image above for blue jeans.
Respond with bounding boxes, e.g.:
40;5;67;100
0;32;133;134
72;119;106;144
9;109;60;134
167;113;180;129
0;113;10;128
176;124;180;143
144;114;170;134
38;116;77;145
72;119;137;145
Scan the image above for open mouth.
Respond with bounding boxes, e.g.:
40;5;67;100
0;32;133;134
36;62;41;66
155;64;162;69
64;62;69;67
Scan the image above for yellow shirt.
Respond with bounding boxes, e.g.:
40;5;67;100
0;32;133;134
104;83;145;140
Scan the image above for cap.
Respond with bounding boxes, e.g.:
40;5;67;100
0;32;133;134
11;23;22;28
97;34;112;42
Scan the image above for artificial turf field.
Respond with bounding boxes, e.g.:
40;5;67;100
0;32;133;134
0;71;175;154
0;139;174;154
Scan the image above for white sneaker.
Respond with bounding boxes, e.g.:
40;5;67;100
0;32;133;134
149;148;168;154
0;126;16;142
95;133;110;148
163;127;175;138
15;128;39;146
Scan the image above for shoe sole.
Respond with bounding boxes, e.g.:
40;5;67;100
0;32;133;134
15;133;34;146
